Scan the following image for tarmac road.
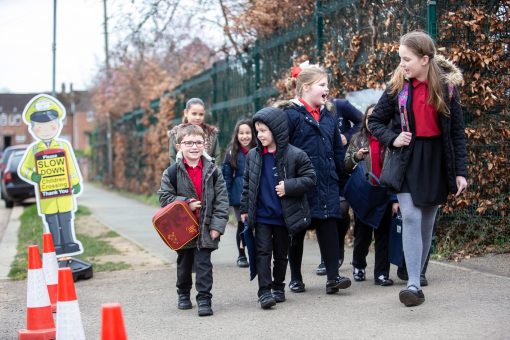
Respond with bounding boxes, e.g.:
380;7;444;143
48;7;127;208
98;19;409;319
0;184;509;339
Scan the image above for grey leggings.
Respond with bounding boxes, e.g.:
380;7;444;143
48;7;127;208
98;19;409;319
397;193;438;290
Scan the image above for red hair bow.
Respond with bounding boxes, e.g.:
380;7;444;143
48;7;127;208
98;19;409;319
291;66;302;78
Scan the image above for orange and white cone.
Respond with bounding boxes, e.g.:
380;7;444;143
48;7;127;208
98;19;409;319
42;233;58;313
56;267;85;340
101;303;127;340
18;245;56;340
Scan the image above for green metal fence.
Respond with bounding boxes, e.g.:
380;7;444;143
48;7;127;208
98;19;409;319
91;0;509;221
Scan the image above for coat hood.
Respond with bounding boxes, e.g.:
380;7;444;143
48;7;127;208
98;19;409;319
273;99;335;113
252;107;289;154
435;54;463;86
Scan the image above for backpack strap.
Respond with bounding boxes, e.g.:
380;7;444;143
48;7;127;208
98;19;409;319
168;163;218;190
398;83;411;132
447;84;455;101
168;163;178;189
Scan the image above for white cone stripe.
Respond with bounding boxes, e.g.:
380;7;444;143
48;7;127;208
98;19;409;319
56;301;86;340
42;252;58;284
27;269;51;308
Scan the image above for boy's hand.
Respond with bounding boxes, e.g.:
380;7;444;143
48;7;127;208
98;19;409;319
275;181;285;197
210;230;220;240
241;213;248;222
189;200;202;211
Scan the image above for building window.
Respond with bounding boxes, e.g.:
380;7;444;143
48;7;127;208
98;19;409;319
0;113;7;126
15;135;27;142
9;113;22;126
87;110;95;122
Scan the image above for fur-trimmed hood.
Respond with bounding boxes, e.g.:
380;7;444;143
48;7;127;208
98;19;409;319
272;98;335;112
435;54;463;86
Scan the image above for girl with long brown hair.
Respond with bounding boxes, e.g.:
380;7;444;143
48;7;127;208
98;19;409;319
368;30;467;307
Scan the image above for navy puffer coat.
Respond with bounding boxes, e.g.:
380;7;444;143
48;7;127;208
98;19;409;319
279;100;345;219
222;150;246;206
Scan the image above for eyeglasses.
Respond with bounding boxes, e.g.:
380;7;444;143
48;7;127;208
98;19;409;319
180;140;205;147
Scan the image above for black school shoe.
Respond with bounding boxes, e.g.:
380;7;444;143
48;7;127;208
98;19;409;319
315;262;327;276
326;276;351;294
272;289;286;303
197;299;213;316
289;280;306;293
374;275;394;286
399;287;425;307
259;292;277;309
237;256;249;268
177;294;192;310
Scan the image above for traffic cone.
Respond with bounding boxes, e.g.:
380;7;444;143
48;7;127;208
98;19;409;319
18;245;56;340
42;233;58;313
56;267;85;340
101;303;127;340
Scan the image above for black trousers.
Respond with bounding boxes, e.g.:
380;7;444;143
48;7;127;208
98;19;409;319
352;204;392;278
176;248;213;301
255;223;289;297
337;200;351;262
289;218;340;281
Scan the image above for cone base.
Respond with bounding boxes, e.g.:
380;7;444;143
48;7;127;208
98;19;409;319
18;328;56;340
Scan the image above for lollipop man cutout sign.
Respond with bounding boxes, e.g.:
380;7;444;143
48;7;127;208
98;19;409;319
18;94;84;258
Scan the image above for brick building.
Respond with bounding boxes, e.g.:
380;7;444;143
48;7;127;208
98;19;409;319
0;89;96;152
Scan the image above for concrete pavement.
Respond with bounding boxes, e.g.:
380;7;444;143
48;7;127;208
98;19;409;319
1;183;509;339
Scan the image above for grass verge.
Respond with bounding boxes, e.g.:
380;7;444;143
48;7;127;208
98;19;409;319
8;204;131;280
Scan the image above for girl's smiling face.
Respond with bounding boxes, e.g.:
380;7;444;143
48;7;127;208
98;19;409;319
302;76;329;108
237;124;253;149
184;104;205;125
398;45;430;81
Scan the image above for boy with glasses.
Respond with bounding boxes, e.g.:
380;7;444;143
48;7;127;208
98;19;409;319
158;124;229;316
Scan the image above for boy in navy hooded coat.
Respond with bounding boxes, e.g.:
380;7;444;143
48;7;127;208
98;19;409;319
240;107;316;309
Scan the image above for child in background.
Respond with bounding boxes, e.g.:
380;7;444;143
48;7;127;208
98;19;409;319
158;124;229;316
240;107;316;309
345;104;398;286
222;119;256;268
168;98;221;164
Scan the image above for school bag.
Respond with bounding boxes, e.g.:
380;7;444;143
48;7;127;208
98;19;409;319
151;164;218;251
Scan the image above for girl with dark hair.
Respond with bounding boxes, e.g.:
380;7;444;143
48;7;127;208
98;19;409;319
345;104;398;286
222;119;256;267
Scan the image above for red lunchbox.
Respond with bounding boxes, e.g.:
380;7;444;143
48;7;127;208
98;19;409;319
152;201;199;251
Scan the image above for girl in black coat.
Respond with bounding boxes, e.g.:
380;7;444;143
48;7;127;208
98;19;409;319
222;119;256;268
368;31;467;307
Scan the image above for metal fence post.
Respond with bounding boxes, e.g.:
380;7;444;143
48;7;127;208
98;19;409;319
316;0;324;62
427;0;437;40
254;41;261;111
